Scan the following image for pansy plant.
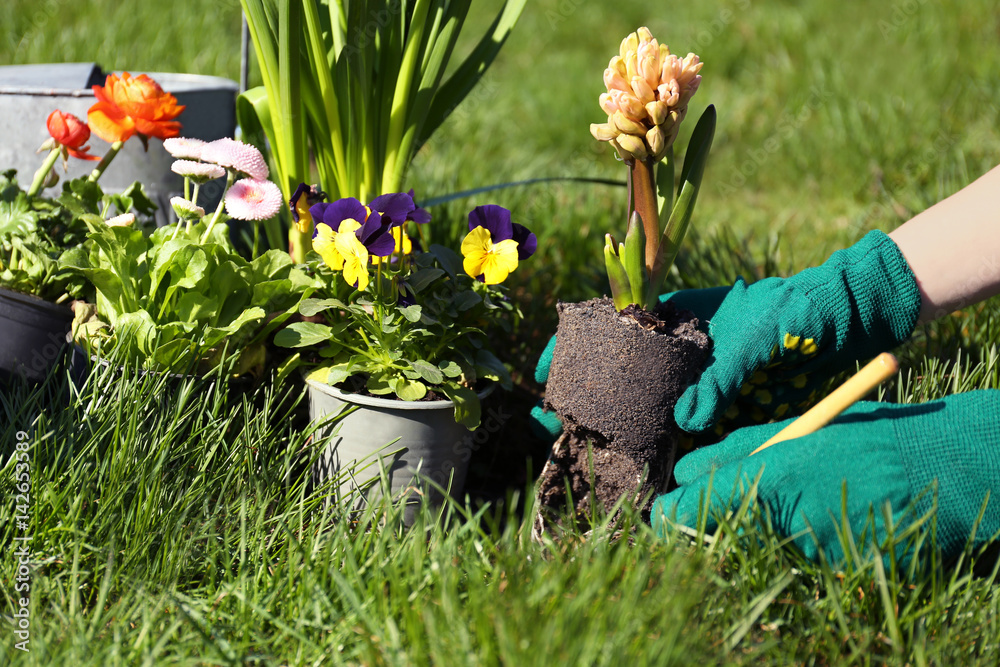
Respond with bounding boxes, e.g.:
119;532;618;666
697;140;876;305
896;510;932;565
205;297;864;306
276;190;536;429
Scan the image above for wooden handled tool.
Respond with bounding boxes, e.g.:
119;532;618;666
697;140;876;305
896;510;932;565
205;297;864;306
748;352;900;456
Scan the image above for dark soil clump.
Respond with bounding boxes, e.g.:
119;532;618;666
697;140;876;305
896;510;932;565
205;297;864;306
536;297;709;526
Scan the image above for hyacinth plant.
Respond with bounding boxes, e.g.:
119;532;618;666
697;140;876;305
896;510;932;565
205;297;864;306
276;189;535;428
63;137;317;374
590;28;716;312
237;0;526;263
1;73;184;303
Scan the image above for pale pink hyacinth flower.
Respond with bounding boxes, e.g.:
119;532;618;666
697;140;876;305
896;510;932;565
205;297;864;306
106;213;135;227
170;196;206;220
224;178;283;221
171;160;226;182
163;137;207;160
201;138;269;180
590;27;703;161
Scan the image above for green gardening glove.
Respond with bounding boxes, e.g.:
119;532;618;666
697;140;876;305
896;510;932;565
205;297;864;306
529;286;732;443
675;230;922;434
652;391;1000;565
530;335;564;441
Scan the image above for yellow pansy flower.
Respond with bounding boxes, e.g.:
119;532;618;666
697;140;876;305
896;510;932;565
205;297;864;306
334;220;370;290
461;226;519;285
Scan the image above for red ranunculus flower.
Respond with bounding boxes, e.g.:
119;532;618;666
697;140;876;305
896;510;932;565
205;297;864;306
87;72;185;145
46;110;99;161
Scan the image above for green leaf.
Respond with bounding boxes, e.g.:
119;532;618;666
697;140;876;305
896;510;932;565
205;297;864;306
252;278;297;314
308;365;332;384
174;292;220;324
250;249;295;279
604;238;632;311
119;181;157;217
429;243;463;278
474;349;511;389
149;240;197;295
437;360;463;378
319;343;345;358
442;384;481;430
420;0;528;147
104;181;157;218
395;377;428;401
300;297;349;317
623;211;648;308
398;304;423;322
367;373;394;395
649;105;716;304
0;192;37;236
326;358;365;386
453;291;481;312
274;321;335;347
408;267;445;293
203;307;266;344
58;178;102;216
655;145;675;231
410;359;444;385
115;310;158;357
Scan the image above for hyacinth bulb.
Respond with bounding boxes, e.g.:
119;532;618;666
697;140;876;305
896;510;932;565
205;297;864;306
590;27;703;162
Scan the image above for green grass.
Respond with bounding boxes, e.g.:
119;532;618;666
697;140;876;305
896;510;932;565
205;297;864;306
3;0;1000;663
2;356;999;664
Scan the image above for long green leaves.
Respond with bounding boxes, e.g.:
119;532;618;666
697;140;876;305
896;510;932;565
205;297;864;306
645;105;716;308
237;0;527;260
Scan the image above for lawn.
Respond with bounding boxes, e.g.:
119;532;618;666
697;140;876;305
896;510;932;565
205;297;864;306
2;0;1000;663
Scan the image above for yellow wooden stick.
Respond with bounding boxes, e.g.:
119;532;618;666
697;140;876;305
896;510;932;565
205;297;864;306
748;352;900;456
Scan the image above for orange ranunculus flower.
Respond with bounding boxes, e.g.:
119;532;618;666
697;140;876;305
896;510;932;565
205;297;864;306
45;110;99;161
87;72;185;145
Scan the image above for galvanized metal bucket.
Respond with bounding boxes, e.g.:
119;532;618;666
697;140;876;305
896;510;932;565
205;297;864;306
0;63;238;224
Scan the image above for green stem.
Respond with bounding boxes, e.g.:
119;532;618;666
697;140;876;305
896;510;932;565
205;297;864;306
375;260;384;321
184;176;191;202
88;141;125;183
202;172;235;243
27;147;62;197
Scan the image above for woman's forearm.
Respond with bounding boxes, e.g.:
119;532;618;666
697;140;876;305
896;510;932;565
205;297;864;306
889;164;1000;323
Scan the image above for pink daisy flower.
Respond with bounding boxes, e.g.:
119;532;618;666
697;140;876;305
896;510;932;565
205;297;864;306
224;178;283;221
106;213;135;227
170;196;205;220
171;160;226;182
201;138;269;180
163;137;207;160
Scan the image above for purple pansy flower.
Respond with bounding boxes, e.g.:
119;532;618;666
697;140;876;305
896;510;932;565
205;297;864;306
368;190;432;227
310;197;395;256
405;189;432;225
289;183;326;229
468;205;537;260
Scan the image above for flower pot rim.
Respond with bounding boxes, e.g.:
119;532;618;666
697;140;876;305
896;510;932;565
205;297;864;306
0;286;73;315
306;378;495;410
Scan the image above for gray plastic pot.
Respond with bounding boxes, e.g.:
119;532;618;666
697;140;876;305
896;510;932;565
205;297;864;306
307;379;494;522
0;287;73;382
